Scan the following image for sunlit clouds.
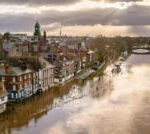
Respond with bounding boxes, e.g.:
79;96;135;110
0;0;132;15
44;25;150;37
0;0;149;36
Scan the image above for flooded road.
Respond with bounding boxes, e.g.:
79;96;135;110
1;49;150;134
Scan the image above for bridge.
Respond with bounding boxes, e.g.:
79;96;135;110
132;52;150;55
132;45;150;55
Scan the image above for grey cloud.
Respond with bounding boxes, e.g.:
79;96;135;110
0;0;80;6
0;4;150;33
0;0;143;6
39;5;150;26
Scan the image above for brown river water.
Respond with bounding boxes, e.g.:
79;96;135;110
0;49;150;134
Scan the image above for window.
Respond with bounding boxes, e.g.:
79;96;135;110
24;75;26;80
29;74;31;78
14;93;17;99
20;76;22;81
24;82;27;88
2;77;5;82
20;84;23;89
11;93;14;99
0;104;5;110
13;85;16;90
13;77;16;82
1;97;5;102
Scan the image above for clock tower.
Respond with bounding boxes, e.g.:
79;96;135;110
34;21;41;39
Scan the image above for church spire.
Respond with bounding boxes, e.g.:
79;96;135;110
34;21;41;38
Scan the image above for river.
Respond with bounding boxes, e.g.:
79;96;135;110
0;49;150;134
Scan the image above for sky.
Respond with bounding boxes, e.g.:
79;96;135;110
0;0;150;36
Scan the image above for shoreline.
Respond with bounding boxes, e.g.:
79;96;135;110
0;61;107;117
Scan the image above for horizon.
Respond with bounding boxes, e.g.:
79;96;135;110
2;31;150;38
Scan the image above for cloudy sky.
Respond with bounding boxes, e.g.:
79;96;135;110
0;0;150;36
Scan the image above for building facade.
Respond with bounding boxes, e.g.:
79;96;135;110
39;64;54;91
0;65;39;101
0;82;8;114
54;59;75;83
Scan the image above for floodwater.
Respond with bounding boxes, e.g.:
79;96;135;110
1;49;150;134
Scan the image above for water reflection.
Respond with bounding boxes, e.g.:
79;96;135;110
1;50;150;134
48;53;150;134
0;80;85;134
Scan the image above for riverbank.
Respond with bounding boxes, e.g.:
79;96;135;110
2;48;130;116
0;36;150;133
0;48;131;134
0;38;135;134
0;60;107;120
0;45;134;134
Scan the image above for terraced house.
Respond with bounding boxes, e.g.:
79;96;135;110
0;64;39;101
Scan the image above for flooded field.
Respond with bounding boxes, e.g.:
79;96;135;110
1;49;150;134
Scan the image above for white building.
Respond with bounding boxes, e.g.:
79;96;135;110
39;58;54;91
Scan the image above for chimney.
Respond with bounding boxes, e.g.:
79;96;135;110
5;65;11;74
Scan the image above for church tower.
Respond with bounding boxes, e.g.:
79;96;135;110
34;21;41;39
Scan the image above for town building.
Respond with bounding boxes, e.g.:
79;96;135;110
0;82;8;114
0;64;39;101
38;58;54;91
11;34;28;41
87;50;95;62
54;58;75;83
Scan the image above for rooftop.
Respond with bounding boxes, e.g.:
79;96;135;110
0;65;33;76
